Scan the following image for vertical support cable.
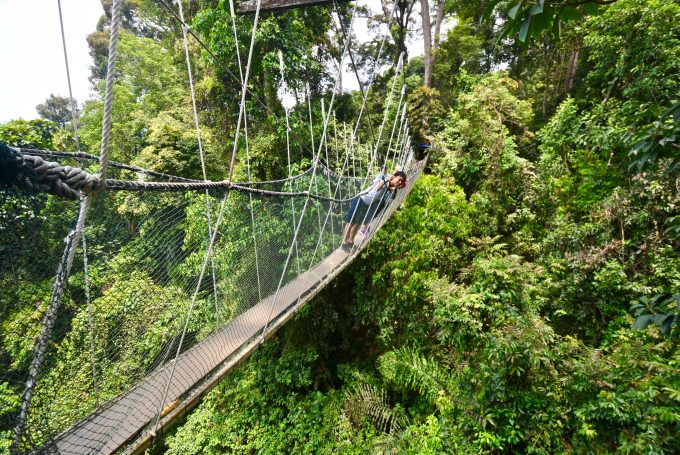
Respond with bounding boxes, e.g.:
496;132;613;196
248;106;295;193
60;0;99;415
57;0;81;152
349;2;398;156
261;2;358;341
333;112;340;172
228;0;263;305
81;218;99;407
176;0;221;323
152;0;263;436
14;1;122;449
333;112;342;231
349;58;406;236
321;98;335;248
14;196;92;452
306;83;323;237
383;85;407;170
369;52;404;176
278;51;300;275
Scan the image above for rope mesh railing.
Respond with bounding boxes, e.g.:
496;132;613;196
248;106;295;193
0;0;427;452
1;154;424;452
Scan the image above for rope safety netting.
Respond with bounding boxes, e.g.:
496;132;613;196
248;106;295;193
0;0;425;453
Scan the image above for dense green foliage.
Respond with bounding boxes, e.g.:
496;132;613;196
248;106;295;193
163;0;679;453
1;0;678;452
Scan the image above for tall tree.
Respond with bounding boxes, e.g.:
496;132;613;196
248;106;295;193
35;95;79;128
419;0;445;86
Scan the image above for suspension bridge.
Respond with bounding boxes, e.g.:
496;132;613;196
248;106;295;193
0;0;425;453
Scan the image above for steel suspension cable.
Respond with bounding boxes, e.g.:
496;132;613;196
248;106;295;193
348;55;406;233
59;0;100;420
383;85;407;169
349;1;398;158
177;0;221;323
228;0;263;305
279;51;301;273
261;1;359;341
13;1;123;449
368;52;404;177
57;0;81;152
152;0;263;436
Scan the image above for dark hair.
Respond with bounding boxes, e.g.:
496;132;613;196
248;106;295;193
393;170;407;180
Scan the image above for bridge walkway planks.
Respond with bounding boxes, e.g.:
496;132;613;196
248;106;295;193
47;165;421;454
50;248;351;454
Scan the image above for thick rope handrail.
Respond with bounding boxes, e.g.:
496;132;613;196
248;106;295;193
98;0;122;180
2;144;103;199
16;147;204;182
1;144;371;203
15;146;359;184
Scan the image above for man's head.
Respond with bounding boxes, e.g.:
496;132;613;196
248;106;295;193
390;170;407;189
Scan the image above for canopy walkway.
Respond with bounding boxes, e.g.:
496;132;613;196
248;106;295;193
0;0;424;453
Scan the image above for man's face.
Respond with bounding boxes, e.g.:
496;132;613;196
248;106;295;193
391;175;405;189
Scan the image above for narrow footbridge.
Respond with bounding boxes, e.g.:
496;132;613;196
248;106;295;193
0;0;424;453
48;168;420;454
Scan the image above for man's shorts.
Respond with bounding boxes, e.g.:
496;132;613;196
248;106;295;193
344;197;369;224
344;197;383;224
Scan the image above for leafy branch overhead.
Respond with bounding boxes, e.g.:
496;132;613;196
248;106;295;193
485;0;612;43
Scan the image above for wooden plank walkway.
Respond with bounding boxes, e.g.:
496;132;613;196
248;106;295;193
47;165;423;454
49;247;351;454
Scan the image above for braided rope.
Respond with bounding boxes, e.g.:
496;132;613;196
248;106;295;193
0;145;370;203
13;195;92;453
16;147;351;185
98;0;122;179
1;144;101;199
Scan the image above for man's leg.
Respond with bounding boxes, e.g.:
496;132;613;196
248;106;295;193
342;223;352;244
348;224;360;244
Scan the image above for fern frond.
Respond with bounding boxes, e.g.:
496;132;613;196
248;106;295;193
378;347;448;402
343;383;407;434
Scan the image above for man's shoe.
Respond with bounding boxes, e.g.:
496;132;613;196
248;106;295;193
341;243;353;252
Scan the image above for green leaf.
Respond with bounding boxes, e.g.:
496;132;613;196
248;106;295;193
508;3;523;20
519;13;532;42
632;314;655;330
530;0;544;15
560;6;582;22
660;315;676;335
531;6;554;37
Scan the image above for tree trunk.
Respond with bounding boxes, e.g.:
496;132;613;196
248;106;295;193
429;0;445;85
420;0;432;86
564;48;579;92
542;43;553;119
433;0;444;49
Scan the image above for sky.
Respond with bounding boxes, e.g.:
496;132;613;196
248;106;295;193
0;0;104;122
0;0;446;123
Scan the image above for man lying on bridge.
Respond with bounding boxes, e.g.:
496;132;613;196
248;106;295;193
341;170;407;252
